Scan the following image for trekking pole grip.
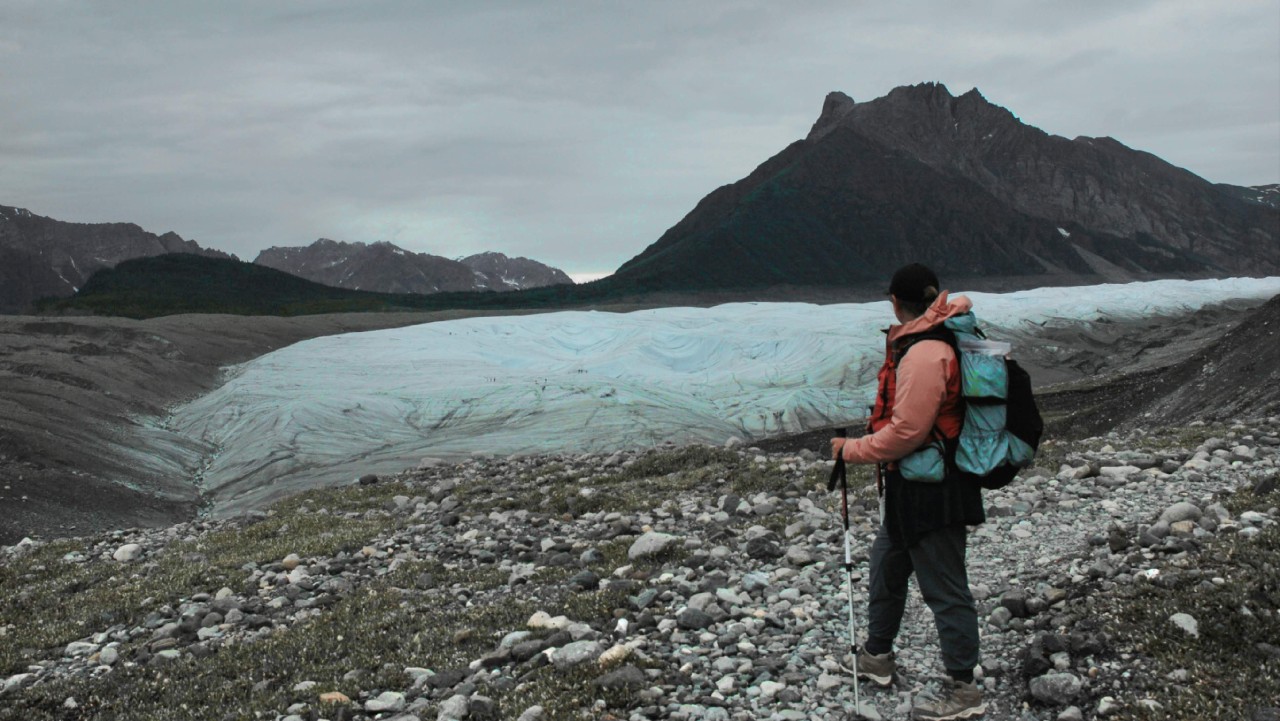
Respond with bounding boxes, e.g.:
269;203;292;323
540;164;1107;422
827;428;847;491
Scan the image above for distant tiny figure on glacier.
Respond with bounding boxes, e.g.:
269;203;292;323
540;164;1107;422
830;263;987;721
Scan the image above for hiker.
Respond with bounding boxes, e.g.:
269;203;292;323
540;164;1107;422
830;263;987;721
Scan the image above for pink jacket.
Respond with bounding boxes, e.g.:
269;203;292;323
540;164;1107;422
842;292;972;464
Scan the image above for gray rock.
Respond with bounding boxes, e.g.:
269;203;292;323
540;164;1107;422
784;545;815;566
549;640;602;668
112;544;143;562
744;537;782;560
1030;672;1082;704
988;606;1013;629
567;569;599;591
627;532;679;560
1057;706;1084;721
515;706;545;721
64;641;98;657
1115;452;1158;469
498;631;532;649
436;693;469;720
687;592;718;611
1159;502;1203;524
592;664;646;692
366;691;407;713
677;607;713;630
1097;696;1121;716
1169;612;1199;638
715;587;746;607
1231;445;1257;462
3;673;33;695
742;571;770;592
630;588;659;611
1241;510;1268;525
1000;589;1030;618
468;696;497;721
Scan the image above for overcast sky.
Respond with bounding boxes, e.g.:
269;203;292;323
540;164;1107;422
2;1;1277;280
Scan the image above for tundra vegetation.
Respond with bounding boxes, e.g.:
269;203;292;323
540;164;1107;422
0;420;1276;721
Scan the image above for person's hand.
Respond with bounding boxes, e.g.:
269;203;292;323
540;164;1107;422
830;437;845;460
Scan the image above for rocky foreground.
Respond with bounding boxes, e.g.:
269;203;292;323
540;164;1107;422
2;420;1278;721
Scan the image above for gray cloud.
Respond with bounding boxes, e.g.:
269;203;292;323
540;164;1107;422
1;0;1276;277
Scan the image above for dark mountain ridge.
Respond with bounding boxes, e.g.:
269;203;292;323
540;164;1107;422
38;253;608;319
815;84;1276;263
253;239;572;295
615;83;1278;291
0;205;232;313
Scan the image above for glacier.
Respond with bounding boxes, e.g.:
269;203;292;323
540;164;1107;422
170;277;1280;516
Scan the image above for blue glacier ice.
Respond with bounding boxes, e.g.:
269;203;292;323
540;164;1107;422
169;277;1280;515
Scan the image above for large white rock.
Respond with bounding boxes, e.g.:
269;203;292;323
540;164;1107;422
112;544;142;562
1169;612;1199;638
628;531;680;561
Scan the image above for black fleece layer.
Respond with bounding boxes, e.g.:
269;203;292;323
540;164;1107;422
882;467;985;549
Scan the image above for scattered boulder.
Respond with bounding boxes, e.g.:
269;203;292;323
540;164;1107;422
1169;612;1199;638
1159;502;1203;525
549;641;602;669
627;532;679;560
112;544;143;562
1030;673;1082;705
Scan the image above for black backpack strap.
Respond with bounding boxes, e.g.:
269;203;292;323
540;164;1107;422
892;327;957;364
894;326;964;474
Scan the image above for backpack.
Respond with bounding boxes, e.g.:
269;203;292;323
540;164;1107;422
898;312;1044;490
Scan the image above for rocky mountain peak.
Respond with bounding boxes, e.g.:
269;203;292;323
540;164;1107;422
807;82;1020;145
254;239;572;294
459;251;574;289
806;91;856;140
614;83;1278;293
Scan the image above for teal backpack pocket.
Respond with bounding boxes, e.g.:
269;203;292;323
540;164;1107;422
957;430;1007;476
900;441;946;483
960;352;1008;400
1006;433;1036;467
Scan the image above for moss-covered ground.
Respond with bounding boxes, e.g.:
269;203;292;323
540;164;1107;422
1092;489;1280;720
0;447;834;721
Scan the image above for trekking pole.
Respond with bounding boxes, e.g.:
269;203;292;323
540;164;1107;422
827;428;866;718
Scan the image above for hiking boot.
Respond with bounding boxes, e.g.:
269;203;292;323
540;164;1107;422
853;649;896;688
911;678;986;720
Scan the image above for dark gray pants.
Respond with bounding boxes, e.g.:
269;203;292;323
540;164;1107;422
866;523;980;674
